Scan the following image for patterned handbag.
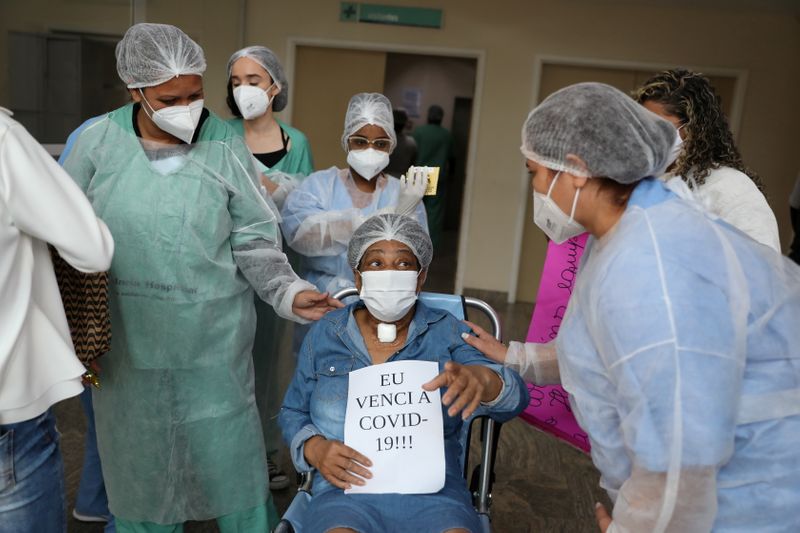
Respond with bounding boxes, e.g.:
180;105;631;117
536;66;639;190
49;246;111;363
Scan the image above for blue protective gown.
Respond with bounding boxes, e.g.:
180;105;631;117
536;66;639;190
558;178;800;532
280;167;427;294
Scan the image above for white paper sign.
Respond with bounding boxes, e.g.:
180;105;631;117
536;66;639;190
344;360;445;494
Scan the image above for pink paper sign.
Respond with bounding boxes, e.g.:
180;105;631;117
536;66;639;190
518;234;591;453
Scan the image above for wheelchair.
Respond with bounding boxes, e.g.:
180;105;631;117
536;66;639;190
274;289;506;533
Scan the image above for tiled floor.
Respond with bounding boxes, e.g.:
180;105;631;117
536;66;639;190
55;230;610;532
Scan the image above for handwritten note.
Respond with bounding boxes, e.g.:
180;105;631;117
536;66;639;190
344;360;446;494
519;234;591;453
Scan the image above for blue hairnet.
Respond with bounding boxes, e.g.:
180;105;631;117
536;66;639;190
116;23;206;89
348;213;432;270
521;82;675;184
227;46;289;112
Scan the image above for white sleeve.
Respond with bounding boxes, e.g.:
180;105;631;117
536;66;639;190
505;340;560;384
0;119;114;272
606;466;718;533
700;169;781;252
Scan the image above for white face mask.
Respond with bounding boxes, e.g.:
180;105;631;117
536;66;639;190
359;270;419;323
140;90;204;144
532;171;587;245
659;125;684;175
347;148;390;180
233;83;276;120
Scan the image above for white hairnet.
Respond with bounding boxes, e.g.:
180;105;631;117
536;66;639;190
521;82;675;184
341;93;397;152
348;213;432;270
227;46;289;112
116;23;206;89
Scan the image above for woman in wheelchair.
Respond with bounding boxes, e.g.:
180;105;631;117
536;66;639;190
279;213;528;533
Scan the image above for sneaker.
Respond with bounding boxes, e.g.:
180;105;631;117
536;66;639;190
72;509;111;523
267;457;290;490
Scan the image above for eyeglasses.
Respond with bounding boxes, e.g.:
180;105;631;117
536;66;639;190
348;136;392;152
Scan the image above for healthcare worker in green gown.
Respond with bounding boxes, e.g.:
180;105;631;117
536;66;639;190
225;45;315;490
62;23;341;532
412;104;454;251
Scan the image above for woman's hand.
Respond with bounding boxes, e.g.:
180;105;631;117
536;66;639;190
595;503;612;532
461;320;508;364
422;361;502;420
304;436;373;490
292;291;344;321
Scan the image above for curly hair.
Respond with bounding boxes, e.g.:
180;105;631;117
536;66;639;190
633;69;764;192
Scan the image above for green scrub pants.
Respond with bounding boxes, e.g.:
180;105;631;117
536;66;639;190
114;498;277;533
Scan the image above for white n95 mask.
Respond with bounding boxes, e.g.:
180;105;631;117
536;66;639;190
532;171;586;245
347;148;390;180
657;126;684;176
233;84;276;120
359;270;419;323
140;90;204;144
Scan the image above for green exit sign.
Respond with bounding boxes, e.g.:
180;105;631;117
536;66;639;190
340;2;443;29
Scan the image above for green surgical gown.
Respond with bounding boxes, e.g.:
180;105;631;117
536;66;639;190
63;104;281;524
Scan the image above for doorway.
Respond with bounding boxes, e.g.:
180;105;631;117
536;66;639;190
289;42;481;294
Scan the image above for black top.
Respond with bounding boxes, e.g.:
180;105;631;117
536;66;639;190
253;127;289;169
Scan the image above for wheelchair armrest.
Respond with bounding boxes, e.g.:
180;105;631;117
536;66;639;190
297;470;313;493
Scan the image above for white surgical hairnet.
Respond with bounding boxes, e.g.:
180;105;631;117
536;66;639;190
227;46;289;112
341;93;397;152
521;82;675;184
347;213;432;271
116;23;207;89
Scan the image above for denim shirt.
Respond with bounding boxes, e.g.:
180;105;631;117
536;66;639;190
279;300;528;494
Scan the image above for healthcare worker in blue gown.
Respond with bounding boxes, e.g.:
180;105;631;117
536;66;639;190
61;23;341;532
463;82;800;533
280;92;428;296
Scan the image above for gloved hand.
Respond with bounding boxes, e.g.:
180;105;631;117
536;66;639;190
395;167;428;216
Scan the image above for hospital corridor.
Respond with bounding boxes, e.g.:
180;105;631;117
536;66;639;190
1;1;798;533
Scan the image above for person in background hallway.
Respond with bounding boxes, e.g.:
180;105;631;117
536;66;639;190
385;108;417;177
281;92;428;296
413;104;454;250
0;106;114;532
789;172;800;264
634;68;780;252
464;82;800;533
226;44;315;491
61;23;340;532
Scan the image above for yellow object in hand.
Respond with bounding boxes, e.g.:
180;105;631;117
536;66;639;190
407;166;440;196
